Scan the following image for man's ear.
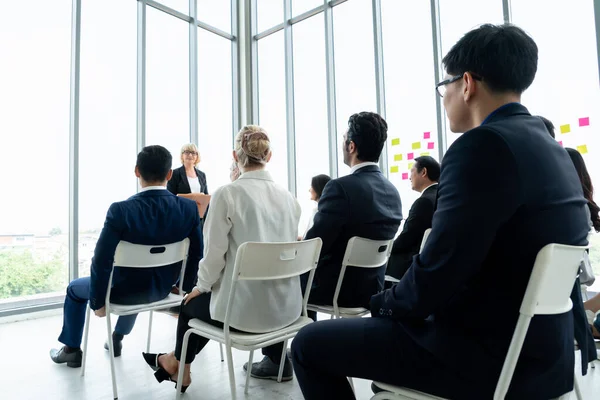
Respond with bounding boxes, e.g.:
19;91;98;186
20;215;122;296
135;165;141;178
463;72;477;102
166;169;173;181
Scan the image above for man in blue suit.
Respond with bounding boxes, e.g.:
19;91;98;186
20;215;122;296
50;145;202;367
292;24;591;399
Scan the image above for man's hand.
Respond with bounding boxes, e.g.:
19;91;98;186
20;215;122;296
184;288;202;305
94;306;106;318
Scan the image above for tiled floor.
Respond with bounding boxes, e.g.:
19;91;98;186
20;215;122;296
0;310;598;399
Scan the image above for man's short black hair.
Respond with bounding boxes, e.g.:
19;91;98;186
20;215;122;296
442;24;538;94
414;156;441;182
537;116;555;139
137;145;172;182
347;112;388;162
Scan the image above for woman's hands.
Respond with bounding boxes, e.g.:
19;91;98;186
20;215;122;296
184;287;203;305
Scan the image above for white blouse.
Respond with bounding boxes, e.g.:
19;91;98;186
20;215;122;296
187;175;202;193
196;169;302;332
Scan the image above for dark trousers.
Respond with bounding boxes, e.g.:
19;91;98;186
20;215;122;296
174;292;285;364
58;277;137;348
291;317;473;400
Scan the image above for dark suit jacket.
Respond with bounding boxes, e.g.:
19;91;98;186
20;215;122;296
370;103;591;399
305;165;402;308
89;189;203;310
387;184;437;280
167;165;208;195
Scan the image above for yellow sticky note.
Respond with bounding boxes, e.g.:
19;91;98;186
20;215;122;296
412;142;421;150
420;152;430;156
391;138;400;146
577;144;588;154
394;154;403;161
408;162;414;170
390;166;399;173
560;124;571;134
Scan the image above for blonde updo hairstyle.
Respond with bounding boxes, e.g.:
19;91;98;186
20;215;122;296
180;143;200;166
234;125;271;169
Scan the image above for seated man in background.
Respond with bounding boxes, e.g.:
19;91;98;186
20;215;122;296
292;24;591;400
50;145;202;367
304;111;402;314
386;156;439;282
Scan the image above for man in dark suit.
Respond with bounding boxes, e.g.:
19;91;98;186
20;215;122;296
304;111;402;310
50;145;202;367
386;156;439;281
247;112;401;381
292;24;591;400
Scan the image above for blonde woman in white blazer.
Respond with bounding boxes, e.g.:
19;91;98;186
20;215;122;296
143;126;302;390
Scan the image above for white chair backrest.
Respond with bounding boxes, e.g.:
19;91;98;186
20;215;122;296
520;243;586;316
224;238;322;329
106;239;190;304
493;243;587;400
419;228;432;253
114;239;190;268
341;237;393;269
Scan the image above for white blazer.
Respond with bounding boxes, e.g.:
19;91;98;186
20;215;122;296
196;169;302;332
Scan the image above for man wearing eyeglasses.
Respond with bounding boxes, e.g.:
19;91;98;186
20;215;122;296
292;24;592;400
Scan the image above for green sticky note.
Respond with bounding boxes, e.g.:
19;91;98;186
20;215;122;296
390;166;399;173
412;142;421;150
391;138;400;146
394;154;402;161
560;124;571;134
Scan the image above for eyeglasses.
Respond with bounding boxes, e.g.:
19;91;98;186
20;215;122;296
183;150;198;156
435;73;482;98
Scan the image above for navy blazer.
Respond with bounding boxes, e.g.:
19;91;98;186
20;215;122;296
167;165;208;195
305;165;402;308
89;189;203;310
387;184;437;280
371;103;590;399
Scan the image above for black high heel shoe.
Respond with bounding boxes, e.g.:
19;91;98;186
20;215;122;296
142;352;190;393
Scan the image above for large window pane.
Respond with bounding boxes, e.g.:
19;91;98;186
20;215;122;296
382;0;438;218
257;0;284;33
439;0;504;148
293;15;330;234
257;31;289;188
198;31;233;192
512;1;600;283
146;8;190;163
0;0;70;301
293;0;323;17
333;0;376;177
198;0;231;33
78;0;137;277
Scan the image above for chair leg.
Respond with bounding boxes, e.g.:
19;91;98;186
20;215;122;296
176;329;193;400
219;343;224;362
106;313;118;400
277;339;289;383
81;306;91;377
245;350;254;394
226;344;236;399
574;373;583;400
147;310;153;353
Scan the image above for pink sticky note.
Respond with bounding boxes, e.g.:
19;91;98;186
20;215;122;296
402;172;408;180
407;152;414;160
427;142;435;150
559;141;563;147
579;117;590;127
423;132;431;139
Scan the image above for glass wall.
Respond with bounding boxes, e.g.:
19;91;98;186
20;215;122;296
0;0;71;302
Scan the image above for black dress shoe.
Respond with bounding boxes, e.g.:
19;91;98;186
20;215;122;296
104;339;123;357
50;346;82;368
243;356;293;381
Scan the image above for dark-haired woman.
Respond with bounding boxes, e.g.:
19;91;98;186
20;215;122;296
302;174;331;238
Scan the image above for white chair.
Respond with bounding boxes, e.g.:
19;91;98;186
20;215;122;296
371;243;587;400
308;236;394;319
385;229;431;285
81;238;190;400
175;238;322;399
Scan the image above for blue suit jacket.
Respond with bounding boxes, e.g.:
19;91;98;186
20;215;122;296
89;189;202;310
305;165;402;308
371;103;590;399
